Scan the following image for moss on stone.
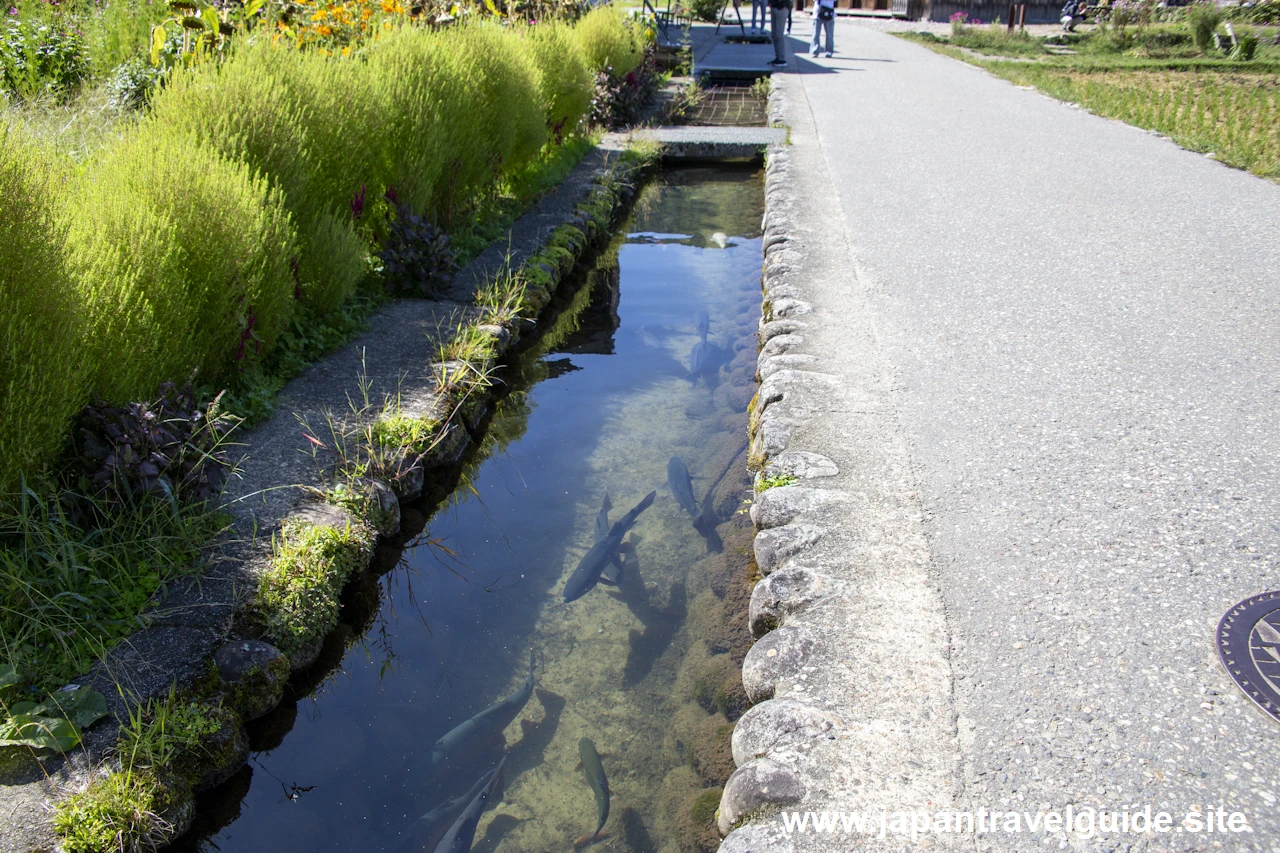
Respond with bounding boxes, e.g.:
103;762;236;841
55;768;191;853
672;786;724;853
224;652;289;722
247;518;375;659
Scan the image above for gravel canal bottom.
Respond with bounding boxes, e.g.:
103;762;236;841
173;166;766;853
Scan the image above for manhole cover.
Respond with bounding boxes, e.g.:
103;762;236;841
1217;590;1280;724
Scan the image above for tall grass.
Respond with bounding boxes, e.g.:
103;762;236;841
0;127;85;490
990;66;1280;179
65;120;298;404
0;485;222;690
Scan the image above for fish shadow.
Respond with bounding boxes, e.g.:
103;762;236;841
694;508;723;555
506;687;566;782
472;813;524;853
620;807;658;853
619;561;687;689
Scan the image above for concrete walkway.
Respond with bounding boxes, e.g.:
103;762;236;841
725;17;1280;853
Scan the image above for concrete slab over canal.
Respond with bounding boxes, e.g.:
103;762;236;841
724;18;1280;853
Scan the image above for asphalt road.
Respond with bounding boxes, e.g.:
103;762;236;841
792;20;1280;852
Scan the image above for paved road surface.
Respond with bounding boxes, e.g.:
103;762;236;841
776;18;1280;852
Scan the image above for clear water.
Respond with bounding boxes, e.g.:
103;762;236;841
176;166;765;853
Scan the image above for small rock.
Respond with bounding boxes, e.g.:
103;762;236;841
749;566;829;637
757;319;808;346
758;334;803;360
762;452;839;481
750;486;840;531
352;477;400;537
717;758;806;835
753;524;824;575
215;640;289;720
769;298;812;319
741;626;816;703
385;451;424;501
758;354;819;381
718;822;798;853
752;419;794;461
731;698;839;767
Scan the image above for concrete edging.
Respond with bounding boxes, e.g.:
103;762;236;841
715;73;967;852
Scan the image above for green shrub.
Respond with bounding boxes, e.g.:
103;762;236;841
526;22;594;137
1186;1;1223;52
277;48;386;227
450;24;546;180
690;0;723;23
366;23;548;225
365;24;467;220
148;43;367;314
0;14;90;102
0;128;85;491
54;768;184;853
573;5;642;75
65;121;298;404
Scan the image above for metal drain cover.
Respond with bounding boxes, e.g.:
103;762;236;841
1217;591;1280;724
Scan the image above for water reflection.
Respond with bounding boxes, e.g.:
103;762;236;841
174;166;764;853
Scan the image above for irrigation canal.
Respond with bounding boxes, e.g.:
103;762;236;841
173;165;766;853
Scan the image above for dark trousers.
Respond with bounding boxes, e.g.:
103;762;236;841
770;7;788;61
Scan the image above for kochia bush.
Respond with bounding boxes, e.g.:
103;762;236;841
0;129;86;490
65;121;298;405
149;42;366;315
573;5;643;76
526;22;595;140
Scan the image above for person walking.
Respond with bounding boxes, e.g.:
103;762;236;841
811;0;835;56
751;0;766;32
768;0;790;66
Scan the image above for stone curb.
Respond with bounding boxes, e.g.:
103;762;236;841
717;66;964;853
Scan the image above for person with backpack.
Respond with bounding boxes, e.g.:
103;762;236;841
811;0;835;56
768;0;791;66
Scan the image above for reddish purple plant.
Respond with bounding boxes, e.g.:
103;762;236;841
76;382;233;506
350;183;367;220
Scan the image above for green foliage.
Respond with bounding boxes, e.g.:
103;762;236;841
371;415;440;453
574;4;642;75
0;485;224;691
366;22;548;224
0;11;90;102
248;518;374;658
0;669;108;752
65;119;298;404
948;23;1046;56
525;22;594;138
689;0;723;23
118;689;226;773
54;768;178;853
86;0;171;80
148;42;367;314
0;129;86;491
754;473;797;492
1185;1;1223;52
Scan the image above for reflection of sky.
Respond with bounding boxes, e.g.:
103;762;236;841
177;166;764;853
